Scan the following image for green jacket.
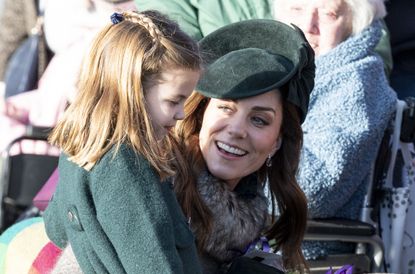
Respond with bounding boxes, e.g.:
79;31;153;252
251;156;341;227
134;0;272;40
43;144;202;274
134;0;392;75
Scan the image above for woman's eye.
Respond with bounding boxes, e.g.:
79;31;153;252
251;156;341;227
290;6;303;13
322;11;338;20
251;116;269;127
218;105;232;113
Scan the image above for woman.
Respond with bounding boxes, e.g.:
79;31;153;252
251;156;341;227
0;0;43;86
173;19;315;273
273;0;397;259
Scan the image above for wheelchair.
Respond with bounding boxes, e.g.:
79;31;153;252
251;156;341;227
0;126;58;232
305;97;415;273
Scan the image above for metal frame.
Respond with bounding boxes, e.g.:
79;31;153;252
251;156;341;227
0;126;55;231
303;99;415;273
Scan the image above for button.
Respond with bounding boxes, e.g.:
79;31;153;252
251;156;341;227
67;205;84;232
67;211;74;221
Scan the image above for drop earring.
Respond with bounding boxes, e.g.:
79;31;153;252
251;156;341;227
266;154;272;167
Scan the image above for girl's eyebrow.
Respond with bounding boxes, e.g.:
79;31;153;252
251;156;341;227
171;94;188;100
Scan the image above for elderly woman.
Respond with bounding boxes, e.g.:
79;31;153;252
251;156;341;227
133;0;393;76
273;0;397;259
173;19;314;273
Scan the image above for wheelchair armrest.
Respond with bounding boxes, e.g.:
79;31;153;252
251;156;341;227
305;218;385;272
306;218;376;238
401;96;415;142
3;126;53;153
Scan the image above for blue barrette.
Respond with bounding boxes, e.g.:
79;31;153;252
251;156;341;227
110;12;124;25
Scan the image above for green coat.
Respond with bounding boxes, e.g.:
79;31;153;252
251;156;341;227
43;144;202;274
134;0;273;40
134;0;392;75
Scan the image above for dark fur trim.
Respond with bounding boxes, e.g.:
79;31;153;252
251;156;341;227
193;171;268;273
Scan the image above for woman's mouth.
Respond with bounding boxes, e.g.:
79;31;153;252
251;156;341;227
216;141;247;156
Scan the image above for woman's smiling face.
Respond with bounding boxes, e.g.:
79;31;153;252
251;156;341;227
199;90;283;189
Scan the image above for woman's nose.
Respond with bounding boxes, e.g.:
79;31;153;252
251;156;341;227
227;118;248;139
302;9;319;34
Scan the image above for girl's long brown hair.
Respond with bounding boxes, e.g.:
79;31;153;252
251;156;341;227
174;91;308;271
49;10;200;179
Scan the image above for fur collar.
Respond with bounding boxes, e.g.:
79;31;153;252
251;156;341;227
193;170;268;265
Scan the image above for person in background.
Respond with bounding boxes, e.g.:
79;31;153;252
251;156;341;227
0;0;4;15
273;0;397;259
43;10;202;273
133;0;392;76
0;0;50;98
173;19;314;273
385;0;415;99
0;0;46;185
135;0;272;41
0;0;135;99
0;0;135;162
43;0;135;55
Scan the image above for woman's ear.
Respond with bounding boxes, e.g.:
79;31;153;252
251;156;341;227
271;137;283;157
276;137;282;150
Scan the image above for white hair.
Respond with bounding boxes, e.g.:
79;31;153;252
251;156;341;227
345;0;386;35
272;0;387;35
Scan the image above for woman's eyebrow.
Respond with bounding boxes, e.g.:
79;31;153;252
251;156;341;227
252;106;276;114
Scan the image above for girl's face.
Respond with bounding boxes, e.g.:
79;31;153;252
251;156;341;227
199;90;283;190
146;69;200;139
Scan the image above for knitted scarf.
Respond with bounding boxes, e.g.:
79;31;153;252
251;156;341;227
300;20;396;219
299;20;397;259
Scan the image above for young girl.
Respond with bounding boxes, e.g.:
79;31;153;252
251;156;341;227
43;10;202;274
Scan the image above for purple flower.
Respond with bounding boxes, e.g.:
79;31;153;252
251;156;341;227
326;265;353;274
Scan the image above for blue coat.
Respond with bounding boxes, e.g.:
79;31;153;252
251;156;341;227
299;21;397;259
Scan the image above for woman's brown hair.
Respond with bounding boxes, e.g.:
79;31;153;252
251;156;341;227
49;10;200;179
174;89;308;271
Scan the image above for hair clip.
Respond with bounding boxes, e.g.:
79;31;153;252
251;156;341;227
110;12;124;25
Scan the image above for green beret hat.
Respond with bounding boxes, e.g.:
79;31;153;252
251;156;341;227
197;19;315;123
